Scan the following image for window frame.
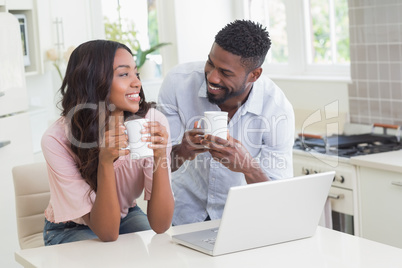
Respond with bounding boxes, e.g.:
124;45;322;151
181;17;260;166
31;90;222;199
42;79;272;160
244;0;350;81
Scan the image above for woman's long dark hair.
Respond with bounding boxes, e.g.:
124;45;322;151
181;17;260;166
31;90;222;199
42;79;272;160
59;40;152;193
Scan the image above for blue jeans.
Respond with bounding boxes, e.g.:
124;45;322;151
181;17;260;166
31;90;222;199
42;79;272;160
43;206;151;246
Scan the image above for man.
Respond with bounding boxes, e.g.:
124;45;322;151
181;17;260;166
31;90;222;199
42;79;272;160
157;20;295;226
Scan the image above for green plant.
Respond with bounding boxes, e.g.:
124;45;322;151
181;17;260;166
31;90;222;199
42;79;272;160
134;42;170;69
104;17;170;69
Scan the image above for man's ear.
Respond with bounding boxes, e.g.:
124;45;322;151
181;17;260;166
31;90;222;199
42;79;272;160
249;67;262;82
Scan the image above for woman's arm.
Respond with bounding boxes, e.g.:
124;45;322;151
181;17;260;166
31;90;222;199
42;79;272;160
144;121;174;233
82;122;129;241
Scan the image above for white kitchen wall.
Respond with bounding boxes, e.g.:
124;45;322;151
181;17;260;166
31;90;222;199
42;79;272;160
156;0;245;73
273;77;350;135
172;0;236;63
275;79;349;113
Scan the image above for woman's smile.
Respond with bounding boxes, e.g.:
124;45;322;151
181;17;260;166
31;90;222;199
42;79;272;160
126;92;141;102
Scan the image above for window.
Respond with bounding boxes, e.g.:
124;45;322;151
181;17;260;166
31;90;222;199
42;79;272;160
101;0;166;79
248;0;288;64
308;0;350;64
245;0;350;79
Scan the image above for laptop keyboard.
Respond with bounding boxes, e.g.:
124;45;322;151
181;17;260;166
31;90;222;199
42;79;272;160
202;228;219;245
202;237;216;245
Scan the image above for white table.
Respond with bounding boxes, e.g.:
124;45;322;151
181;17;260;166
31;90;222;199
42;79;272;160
15;220;402;268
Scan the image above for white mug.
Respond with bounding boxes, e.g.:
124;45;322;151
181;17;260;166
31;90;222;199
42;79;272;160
124;118;154;159
196;111;228;140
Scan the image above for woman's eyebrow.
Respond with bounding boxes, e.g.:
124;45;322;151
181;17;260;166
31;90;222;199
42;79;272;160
114;64;131;71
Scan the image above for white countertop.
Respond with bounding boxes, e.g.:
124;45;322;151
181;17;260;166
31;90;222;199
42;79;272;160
15;221;402;268
350;150;402;173
294;148;402;173
293;148;352;164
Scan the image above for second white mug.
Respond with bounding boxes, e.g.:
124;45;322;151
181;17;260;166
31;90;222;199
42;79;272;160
197;111;228;140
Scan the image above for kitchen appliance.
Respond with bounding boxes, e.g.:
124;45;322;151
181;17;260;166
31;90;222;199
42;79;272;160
294;123;401;158
293;123;401;236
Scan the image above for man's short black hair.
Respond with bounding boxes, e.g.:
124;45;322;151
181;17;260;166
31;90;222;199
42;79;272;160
215;20;271;71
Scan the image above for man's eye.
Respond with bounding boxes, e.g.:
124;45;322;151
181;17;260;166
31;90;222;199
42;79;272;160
221;71;230;77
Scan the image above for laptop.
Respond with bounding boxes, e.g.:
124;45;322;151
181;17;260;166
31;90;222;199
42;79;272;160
171;171;335;256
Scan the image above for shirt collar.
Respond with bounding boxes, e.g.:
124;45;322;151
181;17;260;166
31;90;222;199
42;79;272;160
198;79;207;98
242;81;263;116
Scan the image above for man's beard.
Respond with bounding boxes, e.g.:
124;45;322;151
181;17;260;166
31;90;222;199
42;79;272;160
207;86;230;105
206;77;248;105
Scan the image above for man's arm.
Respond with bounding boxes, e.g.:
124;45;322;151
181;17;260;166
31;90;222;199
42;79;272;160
171;123;208;172
171;144;186;172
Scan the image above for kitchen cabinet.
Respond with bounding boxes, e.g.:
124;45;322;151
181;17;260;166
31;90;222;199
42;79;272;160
1;0;43;75
0;114;34;268
0;12;34;268
351;151;402;249
49;0;94;49
0;113;34;266
2;0;102;154
6;0;33;9
357;167;402;248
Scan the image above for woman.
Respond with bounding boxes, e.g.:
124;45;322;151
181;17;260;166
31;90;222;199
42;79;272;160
41;40;174;245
